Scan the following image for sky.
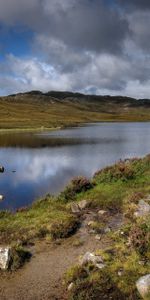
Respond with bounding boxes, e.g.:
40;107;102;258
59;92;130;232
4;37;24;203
0;0;150;98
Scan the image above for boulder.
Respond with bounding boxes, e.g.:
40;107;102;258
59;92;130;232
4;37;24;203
134;200;150;218
78;200;89;210
136;274;150;299
0;166;4;173
0;247;10;270
79;252;105;269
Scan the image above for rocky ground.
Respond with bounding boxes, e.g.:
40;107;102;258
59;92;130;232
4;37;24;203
0;208;122;300
0;156;150;299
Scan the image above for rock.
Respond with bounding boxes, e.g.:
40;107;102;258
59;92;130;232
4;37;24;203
138;260;145;266
0;247;10;270
78;200;89;210
80;252;105;269
104;227;111;233
89;229;96;234
118;269;124;276
0;195;4;201
70;202;80;213
134;200;150;218
88;221;95;227
95;234;101;240
0;166;4;173
136;274;150;299
68;282;74;291
98;210;108;217
71;200;89;213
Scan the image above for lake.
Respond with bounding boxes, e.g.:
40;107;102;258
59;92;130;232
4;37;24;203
0;122;150;211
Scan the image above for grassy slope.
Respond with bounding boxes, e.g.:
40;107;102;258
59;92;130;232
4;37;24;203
0;155;150;299
0;155;150;242
1;91;150;129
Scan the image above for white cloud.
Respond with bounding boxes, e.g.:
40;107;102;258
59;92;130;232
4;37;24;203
0;0;150;98
1;51;150;99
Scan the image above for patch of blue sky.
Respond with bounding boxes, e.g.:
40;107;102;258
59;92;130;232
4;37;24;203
0;24;34;59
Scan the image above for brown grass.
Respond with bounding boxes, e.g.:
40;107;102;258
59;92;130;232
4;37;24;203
1;93;150;129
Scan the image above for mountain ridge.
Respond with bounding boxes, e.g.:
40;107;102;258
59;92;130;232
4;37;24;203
1;90;150;129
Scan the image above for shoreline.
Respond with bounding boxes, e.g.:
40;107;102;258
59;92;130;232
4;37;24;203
1;119;150;133
0;154;150;299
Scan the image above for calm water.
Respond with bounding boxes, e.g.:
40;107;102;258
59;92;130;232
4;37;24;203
0;122;150;211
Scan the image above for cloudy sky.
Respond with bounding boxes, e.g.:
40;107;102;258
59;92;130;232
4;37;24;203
0;0;150;98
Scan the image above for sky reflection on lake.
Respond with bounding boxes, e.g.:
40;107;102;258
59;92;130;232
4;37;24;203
0;122;150;210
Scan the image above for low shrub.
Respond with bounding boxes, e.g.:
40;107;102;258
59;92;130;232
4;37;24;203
16;206;29;213
50;216;80;239
65;265;126;300
128;192;145;204
94;161;135;183
129;222;150;256
9;245;31;271
36;227;50;238
60;176;93;202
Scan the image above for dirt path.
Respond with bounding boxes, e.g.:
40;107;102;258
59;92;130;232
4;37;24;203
0;212;123;300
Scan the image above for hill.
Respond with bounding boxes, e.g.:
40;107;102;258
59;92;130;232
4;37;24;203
1;91;150;129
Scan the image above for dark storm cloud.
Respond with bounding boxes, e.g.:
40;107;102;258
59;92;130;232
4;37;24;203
127;11;150;52
0;0;129;54
0;0;150;98
44;0;128;54
118;0;150;10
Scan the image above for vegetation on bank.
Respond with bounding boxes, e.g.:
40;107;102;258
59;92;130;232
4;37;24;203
0;154;150;298
1;91;150;129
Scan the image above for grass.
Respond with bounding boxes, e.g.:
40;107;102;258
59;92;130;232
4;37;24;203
1;155;150;243
0;154;150;298
0;196;78;244
1;92;150;129
62;155;150;299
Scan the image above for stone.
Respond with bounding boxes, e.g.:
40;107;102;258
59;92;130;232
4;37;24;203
88;221;95;227
98;210;108;217
0;166;4;173
118;269;124;276
104;227;111;233
95;234;101;240
68;282;74;291
0;195;4;201
136;274;150;299
0;247;10;270
134;200;150;218
70;202;80;213
89;229;96;234
80;252;105;269
78;200;88;210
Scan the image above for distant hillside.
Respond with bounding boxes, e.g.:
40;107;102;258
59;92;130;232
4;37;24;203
1;90;150;129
